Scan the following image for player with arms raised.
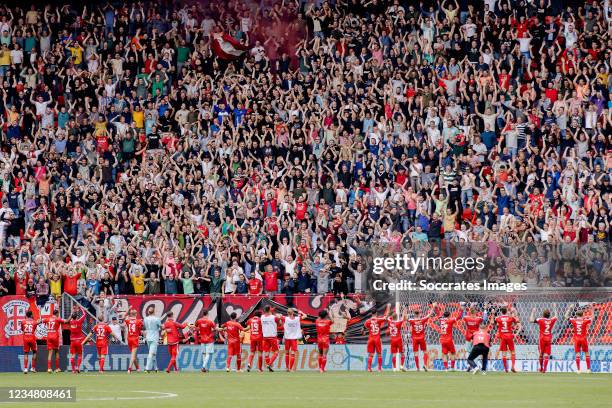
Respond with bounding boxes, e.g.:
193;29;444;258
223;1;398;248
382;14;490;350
261;306;283;371
281;308;307;371
362;303;390;372
64;309;86;373
83;316;120;373
495;306;521;373
220;312;247;372
42;309;63;373
566;307;592;374
437;307;461;371
462;305;485;345
19;310;39;374
387;309;407;372
124;309;144;373
315;310;333;373
246;310;263;372
194;310;218;373
162;312;187;373
408;304;435;371
529;306;557;373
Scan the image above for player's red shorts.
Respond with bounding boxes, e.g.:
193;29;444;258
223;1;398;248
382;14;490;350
284;339;298;351
465;331;475;342
390;338;404;354
539;338;552;355
227;341;241;356
262;337;279;352
70;341;83;355
96;343;108;356
47;336;59;350
23;339;37;353
367;338;382;354
250;338;262;352
412;337;426;352
317;340;330;352
573;338;588;353
441;338;456;354
499;336;515;352
127;337;139;351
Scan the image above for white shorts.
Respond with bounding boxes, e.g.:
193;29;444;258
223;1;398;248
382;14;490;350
201;343;214;354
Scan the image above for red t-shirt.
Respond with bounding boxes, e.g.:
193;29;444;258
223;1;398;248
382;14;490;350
66;315;86;342
316;318;333;343
295;201;308;220
536;317;557;341
19;318;38;342
438;317;457;341
43;316;62;339
93;323;112;346
195;318;216;343
569;318;591;341
163;320;187;344
463;314;483;335
222;321;243;344
248;316;262;341
364;317;386;341
263;271;278;292
248;278;262;295
408;317;429;340
495;315;517;339
63;273;80;296
125;318;144;339
387;318;405;341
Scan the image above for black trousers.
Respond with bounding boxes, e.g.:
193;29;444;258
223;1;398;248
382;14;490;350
467;344;490;371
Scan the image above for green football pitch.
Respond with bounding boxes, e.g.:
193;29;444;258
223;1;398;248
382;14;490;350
0;371;610;408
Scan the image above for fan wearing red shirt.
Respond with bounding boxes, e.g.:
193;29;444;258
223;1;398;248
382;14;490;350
462;306;485;343
194;310;218;373
162;312;187;373
495;307;521;373
64;310;86;373
316;310;333;373
124;309;144;373
248;276;263;295
84;317;118;373
387;310;407;372
42;310;63;373
567;308;592;373
18;310;39;374
408;305;435;371
220;313;246;372
362;304;390;372
263;266;278;294
530;307;557;373
246;310;264;372
437;308;461;371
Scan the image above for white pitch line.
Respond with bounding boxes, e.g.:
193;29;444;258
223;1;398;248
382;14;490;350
78;391;178;401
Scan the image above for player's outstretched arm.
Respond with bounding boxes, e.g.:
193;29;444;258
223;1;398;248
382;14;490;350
529;307;536;323
82;332;93;345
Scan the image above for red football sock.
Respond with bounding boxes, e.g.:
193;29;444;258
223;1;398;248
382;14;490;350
586;357;591;370
76;356;81;370
576;357;581;371
539;355;543;371
55;355;60;370
414;356;420;370
367;354;373;370
248;354;254;367
269;351;278;366
135;360;139;369
321;356;327;371
443;360;448;369
423;354;429;368
400;354;405;368
543;356;549;372
290;354;296;370
24;355;28;370
226;356;231;370
377;355;382;370
70;358;74;371
258;355;263;370
32;356;36;369
285;353;290;369
392;354;397;369
99;358;105;372
451;359;455;369
511;355;516;369
502;357;508;371
237;356;242;371
318;356;323;369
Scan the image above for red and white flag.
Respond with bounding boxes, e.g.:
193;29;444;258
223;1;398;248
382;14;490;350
211;32;249;60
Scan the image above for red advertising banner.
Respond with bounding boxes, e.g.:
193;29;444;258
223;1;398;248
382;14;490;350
0;296;58;346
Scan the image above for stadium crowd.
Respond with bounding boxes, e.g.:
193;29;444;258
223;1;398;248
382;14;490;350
0;0;610;307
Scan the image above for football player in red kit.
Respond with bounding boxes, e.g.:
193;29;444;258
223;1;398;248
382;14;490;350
316;310;333;373
362;304;390;372
566;307;592;374
462;305;485;344
530;307;557;373
246;310;263;372
19;310;39;373
437;308;461;371
387;309;407;372
162;312;187;373
42;310;63;373
83;317;119;373
495;306;521;373
194;310;218;373
408;304;435;371
64;309;86;373
220;312;247;372
124;309;144;373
